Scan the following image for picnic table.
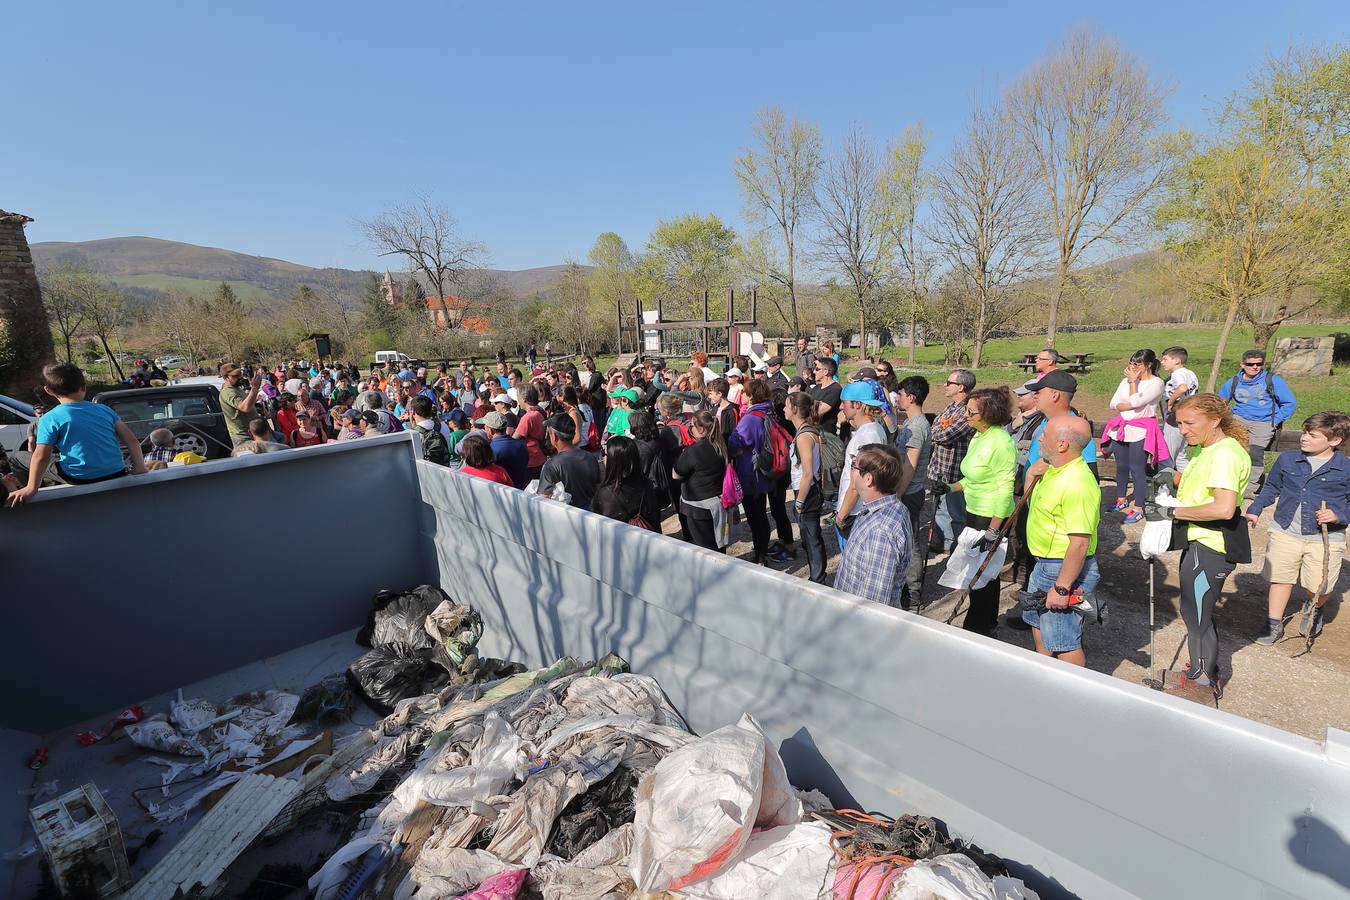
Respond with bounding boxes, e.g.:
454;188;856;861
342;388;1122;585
1018;352;1092;374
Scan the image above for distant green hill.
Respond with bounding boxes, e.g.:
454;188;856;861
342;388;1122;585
29;236;573;305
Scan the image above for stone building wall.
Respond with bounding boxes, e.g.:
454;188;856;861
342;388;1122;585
0;210;54;400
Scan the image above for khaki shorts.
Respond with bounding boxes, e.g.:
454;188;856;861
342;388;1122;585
1265;529;1344;595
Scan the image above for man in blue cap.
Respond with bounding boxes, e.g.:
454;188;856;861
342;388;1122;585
833;379;894;548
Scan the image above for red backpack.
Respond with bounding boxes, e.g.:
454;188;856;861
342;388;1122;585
747;409;792;478
663;416;697;447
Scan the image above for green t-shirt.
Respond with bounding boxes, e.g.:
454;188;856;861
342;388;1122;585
1177;436;1251;554
959;427;1016;518
1027;456;1100;558
219;384;253;440
605;406;631;437
446;428;472;463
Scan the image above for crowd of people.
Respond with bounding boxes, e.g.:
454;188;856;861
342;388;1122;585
6;341;1345;705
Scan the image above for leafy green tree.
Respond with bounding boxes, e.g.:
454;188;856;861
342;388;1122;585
588;232;635;352
878;123;936;362
210;282;248;363
638;213;739;320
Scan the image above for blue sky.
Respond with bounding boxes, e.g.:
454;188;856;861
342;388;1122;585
6;1;1347;271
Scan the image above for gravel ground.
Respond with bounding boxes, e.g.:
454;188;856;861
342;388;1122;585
661;496;1348;742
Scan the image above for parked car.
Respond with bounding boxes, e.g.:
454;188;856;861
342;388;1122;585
156;354;189;369
93;384;236;460
0;393;36;454
374;350;412;368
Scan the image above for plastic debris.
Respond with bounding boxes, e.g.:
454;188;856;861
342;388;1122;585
77;705;146;746
346;641;448;712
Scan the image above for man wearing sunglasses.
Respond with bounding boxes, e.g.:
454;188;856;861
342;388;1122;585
1217;349;1297;491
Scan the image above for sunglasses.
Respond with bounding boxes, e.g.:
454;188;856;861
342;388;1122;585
1242;361;1265;368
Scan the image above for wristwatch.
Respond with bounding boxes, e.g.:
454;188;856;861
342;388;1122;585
1053;585;1072;597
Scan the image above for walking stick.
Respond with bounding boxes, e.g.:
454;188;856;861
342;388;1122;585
1292;500;1330;659
1142;556;1164;690
943;490;1034;626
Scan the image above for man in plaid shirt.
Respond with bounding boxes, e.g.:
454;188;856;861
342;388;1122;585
834;445;913;607
927;369;976;552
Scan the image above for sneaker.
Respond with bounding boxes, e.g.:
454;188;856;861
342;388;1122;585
1254;619;1285;646
767;541;785;555
1299;604;1325;639
767;547;794;563
1110;498;1128;512
1122;508;1144;524
1163;672;1218;704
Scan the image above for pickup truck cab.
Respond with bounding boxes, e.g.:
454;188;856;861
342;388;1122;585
93;384;237;460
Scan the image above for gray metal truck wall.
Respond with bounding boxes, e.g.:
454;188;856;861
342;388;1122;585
0;435;425;734
417;461;1350;900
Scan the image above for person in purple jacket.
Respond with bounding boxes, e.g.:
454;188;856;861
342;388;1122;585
728;378;777;566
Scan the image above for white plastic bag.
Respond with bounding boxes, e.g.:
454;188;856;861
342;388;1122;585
629;713;800;893
675;821;834;900
938;528;1008;590
892;853;1040;900
1139;518;1172;560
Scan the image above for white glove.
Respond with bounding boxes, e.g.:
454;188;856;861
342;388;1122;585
1153;494;1181;508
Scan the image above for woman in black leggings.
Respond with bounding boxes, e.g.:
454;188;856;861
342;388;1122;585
1157;394;1252;702
1105;349;1166;524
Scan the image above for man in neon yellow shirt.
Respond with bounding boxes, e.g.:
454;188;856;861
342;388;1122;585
1021;416;1100;666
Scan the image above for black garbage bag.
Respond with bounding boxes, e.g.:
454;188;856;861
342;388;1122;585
346;642;449;713
356;585;452;649
544;764;640;859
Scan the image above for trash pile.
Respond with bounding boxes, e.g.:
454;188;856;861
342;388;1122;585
16;585;1043;899
305;589;1043;899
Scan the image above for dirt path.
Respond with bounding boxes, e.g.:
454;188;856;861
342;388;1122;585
661;499;1349;742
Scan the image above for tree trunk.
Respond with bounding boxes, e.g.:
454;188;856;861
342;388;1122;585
971;294;987;369
100;335;125;382
907;295;917;364
858;304;867;363
1046;262;1068;348
788;285;801;340
63;332;73;364
1206;292;1242;392
1253;319;1279;359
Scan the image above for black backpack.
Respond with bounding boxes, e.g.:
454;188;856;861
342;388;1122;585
411;423;450;466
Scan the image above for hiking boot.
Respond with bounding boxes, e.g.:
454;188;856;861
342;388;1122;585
1254;619;1285;646
1300;605;1325;639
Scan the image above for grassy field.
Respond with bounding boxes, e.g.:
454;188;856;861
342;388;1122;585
864;323;1348;427
108;273;275;305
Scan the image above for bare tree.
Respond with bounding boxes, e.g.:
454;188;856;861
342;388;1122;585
878;123;936;363
361;198;487;329
1008;26;1174;345
84;284;129;380
38;262;97;363
815;125;888;353
929;100;1047;368
735;106;822;338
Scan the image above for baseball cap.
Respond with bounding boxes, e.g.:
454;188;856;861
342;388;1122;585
766;355;783;367
339;408;361;421
295;409;310;419
853;366;877;381
219;363;241;378
1013;378;1041;396
545;413;576;439
840;379;885;406
360;410;380;426
1032;370;1078;394
609;387;640;404
725;367;743;378
447;409;468;425
475;411;509;430
752;361;767;372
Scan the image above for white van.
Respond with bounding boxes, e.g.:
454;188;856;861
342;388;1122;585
0;394;36;454
374;350;411;367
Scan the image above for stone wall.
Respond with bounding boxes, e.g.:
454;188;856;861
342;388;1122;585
0;210;54;400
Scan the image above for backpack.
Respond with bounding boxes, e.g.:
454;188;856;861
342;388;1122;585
663;416;696;447
1224;370;1282;423
801;425;846;501
411;423;450;466
748;409;792;478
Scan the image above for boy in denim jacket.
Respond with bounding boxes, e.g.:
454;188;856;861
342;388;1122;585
1246;412;1349;645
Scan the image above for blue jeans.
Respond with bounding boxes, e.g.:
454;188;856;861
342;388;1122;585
934;490;966;550
1022;556;1100;653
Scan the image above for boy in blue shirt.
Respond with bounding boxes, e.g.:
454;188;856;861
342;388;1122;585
1246;411;1349;645
7;363;147;506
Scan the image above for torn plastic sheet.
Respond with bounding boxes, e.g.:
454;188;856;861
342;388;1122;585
457;867;528;899
392;711;521;809
532;822;635;900
150;735;322;822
